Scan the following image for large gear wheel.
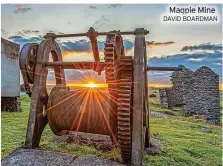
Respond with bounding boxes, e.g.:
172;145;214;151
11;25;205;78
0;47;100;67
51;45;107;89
104;32;121;143
117;56;133;163
104;32;133;164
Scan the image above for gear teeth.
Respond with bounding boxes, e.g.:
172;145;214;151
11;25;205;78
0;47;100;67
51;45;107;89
117;56;133;163
118;122;130;127
105;34;133;164
118;112;130;117
104;47;114;50
118;116;130;121
120;56;132;59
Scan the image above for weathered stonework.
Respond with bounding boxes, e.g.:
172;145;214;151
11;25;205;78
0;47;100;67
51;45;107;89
159;65;221;125
169;65;194;107
159;89;169;108
1;97;21;112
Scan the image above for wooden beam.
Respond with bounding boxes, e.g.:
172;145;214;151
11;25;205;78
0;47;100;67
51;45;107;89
87;27;100;62
147;66;182;71
132;28;145;166
44;61;112;73
25;39;66;148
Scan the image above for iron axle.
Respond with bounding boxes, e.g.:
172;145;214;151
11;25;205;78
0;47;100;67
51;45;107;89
44;61;181;72
44;30;149;39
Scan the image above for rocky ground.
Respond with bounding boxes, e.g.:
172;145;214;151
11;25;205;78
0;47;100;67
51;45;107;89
52;132;115;152
2;131;162;166
3;95;221;166
149;110;170;118
2;148;125;166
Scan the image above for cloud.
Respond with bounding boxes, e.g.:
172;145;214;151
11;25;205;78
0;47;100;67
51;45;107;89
9;34;221;85
1;28;7;34
123;40;134;50
8;35;43;46
181;43;222;52
47;30;65;35
47;70;106;84
146;41;175;48
60;40;103;52
22;30;40;34
188;58;204;62
14;5;32;14
60;39;135;53
213;62;222;66
9;35;43;42
8;34;176;58
9;35;25;40
92;15;110;29
148;50;222;81
8;31;67;46
63;40;175;53
108;4;122;8
89;5;97;9
13;30;41;37
148;71;172;84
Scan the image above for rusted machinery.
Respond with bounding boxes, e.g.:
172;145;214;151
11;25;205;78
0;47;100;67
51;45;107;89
20;27;181;165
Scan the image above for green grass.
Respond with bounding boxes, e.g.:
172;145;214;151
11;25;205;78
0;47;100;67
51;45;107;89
1;95;30;158
145;117;221;166
1;95;122;162
1;94;222;165
149;97;184;116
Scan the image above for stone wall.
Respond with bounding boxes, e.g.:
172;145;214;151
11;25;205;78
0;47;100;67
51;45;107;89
159;89;169;108
183;66;221;125
1;97;21;112
159;65;221;125
168;65;194;107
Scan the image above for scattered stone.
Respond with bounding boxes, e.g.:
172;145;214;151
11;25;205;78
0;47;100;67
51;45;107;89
146;138;163;155
193;115;202;119
209;141;221;148
149;94;156;98
200;128;211;133
53;132;114;152
171;107;183;112
2;148;124;166
150;110;169;118
159;89;169;108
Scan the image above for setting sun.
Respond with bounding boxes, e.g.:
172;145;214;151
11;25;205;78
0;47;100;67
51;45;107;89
86;82;97;88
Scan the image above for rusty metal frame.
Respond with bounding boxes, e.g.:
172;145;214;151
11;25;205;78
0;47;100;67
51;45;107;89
25;37;66;148
19;27;183;165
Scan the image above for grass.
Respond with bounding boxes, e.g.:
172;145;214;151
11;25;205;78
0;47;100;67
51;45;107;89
149;97;184;116
145;117;221;166
1;95;30;158
1;95;122;162
1;94;222;165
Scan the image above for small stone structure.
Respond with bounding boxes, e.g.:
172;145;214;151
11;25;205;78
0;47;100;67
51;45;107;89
159;89;169;108
159;65;221;125
1;38;21;112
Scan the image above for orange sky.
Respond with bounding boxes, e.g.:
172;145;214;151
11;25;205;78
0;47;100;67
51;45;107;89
47;83;223;91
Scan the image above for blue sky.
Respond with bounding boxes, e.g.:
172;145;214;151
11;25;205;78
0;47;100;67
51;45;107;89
1;4;222;85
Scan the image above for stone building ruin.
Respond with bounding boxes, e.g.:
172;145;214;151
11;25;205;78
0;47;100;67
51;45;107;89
1;38;21;112
159;65;221;125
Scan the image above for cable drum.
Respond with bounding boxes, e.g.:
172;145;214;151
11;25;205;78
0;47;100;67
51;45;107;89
47;85;112;136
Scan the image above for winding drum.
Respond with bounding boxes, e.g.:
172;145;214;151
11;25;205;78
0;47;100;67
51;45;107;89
47;85;112;136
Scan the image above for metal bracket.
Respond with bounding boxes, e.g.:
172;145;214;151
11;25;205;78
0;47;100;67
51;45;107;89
44;33;57;40
134;28;149;35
